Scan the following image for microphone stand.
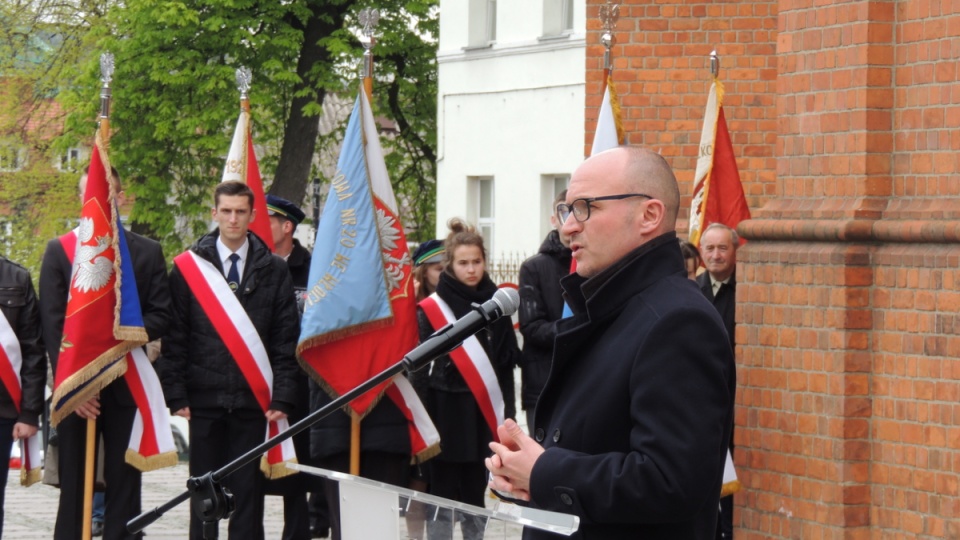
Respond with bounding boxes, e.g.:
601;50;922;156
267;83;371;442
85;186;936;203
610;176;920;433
127;301;498;538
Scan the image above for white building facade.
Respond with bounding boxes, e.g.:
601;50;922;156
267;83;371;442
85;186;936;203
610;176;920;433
435;0;586;263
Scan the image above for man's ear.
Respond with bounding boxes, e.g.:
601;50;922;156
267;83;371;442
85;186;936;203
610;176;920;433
250;208;256;223
637;199;665;235
283;220;294;235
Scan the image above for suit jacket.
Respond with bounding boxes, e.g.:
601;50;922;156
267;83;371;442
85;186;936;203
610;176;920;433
696;271;736;347
39;229;171;407
525;233;736;540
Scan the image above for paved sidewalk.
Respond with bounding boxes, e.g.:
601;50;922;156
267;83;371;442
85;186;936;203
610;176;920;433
4;463;287;538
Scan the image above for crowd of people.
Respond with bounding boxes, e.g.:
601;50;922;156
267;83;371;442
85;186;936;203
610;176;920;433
0;146;737;540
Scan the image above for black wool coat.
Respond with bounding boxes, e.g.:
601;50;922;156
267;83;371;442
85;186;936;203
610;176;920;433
159;230;300;414
525;233;736;540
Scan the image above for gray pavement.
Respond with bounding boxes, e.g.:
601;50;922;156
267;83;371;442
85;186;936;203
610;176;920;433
3;462;287;538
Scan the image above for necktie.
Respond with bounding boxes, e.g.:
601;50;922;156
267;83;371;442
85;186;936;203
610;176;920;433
227;253;240;292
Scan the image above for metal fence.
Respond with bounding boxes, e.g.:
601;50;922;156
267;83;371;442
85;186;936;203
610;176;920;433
488;251;529;287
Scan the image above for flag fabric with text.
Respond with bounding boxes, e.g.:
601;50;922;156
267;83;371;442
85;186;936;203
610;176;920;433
688;79;751;247
50;133;149;426
298;91;437;460
223;106;274;251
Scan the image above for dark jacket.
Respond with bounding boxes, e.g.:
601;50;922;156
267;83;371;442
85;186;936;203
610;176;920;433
518;230;571;410
308;387;411;460
39;229;170;408
525;233;736;540
0;258;45;425
159;230;300;414
286;239;312;290
696;271;736;348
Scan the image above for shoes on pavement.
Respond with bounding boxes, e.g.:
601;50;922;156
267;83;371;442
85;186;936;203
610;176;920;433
92;520;104;537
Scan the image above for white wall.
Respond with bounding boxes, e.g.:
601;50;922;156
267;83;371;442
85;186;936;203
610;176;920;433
436;0;586;261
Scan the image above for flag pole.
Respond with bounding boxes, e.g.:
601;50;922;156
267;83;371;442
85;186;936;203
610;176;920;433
598;2;619;90
236;67;252;174
348;7;381;477
82;51;115;540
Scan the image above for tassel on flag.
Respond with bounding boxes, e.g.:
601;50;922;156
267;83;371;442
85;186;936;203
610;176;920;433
688;78;751;248
222;72;274;252
50;134;148;426
297;91;437;459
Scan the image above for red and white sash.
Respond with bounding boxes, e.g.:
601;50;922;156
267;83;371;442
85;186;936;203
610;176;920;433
123;347;178;470
60;231;177;471
0;307;42;486
386;374;440;463
173;250;296;478
419;293;504;442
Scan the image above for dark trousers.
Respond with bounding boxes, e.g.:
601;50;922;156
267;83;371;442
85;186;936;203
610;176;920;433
717;495;733;540
427;460;488;540
54;403;141;540
0;417;15;537
320;451;408;540
188;408;266;540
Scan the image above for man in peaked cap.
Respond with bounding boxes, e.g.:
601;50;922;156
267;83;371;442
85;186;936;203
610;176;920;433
265;193;331;538
266;194;311;292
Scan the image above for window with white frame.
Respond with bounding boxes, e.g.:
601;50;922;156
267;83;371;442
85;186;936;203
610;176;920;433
467;0;497;47
540;174;570;238
0;146;27;172
468;176;495;257
58;147;84;171
543;0;575;37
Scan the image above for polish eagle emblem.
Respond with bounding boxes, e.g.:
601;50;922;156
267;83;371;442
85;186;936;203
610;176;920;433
72;217;114;293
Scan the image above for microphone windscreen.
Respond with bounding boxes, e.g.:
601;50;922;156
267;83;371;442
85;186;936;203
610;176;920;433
493;287;521;316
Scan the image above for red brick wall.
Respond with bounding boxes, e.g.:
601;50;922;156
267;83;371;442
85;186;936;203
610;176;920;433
585;0;779;226
587;0;960;538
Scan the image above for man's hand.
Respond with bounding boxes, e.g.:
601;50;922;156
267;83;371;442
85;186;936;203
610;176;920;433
74;396;101;419
265;409;287;422
12;422;37;441
485;418;545;501
174;407;191;420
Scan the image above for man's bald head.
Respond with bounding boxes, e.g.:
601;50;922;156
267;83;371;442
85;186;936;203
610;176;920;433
616;147;680;228
562;146;682;277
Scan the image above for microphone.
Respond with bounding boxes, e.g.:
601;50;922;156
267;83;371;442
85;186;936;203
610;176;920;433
403;287;520;372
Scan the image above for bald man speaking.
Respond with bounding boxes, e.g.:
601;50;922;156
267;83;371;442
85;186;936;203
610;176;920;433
486;147;736;539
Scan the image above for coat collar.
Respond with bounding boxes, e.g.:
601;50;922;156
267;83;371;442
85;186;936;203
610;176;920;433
560;231;684;327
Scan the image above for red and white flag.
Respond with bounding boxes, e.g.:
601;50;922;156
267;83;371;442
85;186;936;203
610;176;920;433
689;78;751;248
223;105;274;251
591;72;624;156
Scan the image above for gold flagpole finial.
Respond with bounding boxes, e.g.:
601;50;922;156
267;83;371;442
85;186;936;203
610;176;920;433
599;2;620;71
710;50;720;79
236;66;253;112
98;52;115;140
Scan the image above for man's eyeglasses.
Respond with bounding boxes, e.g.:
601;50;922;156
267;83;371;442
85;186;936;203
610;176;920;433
555;193;654;223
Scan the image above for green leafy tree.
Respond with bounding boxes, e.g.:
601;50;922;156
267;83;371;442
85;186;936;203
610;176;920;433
53;0;438;257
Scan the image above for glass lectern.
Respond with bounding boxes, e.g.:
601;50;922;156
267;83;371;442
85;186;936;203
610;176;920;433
288;463;579;539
